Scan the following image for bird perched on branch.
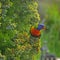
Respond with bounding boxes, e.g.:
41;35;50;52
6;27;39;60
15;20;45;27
30;24;46;37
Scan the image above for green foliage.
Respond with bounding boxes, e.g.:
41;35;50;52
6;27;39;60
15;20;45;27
0;0;40;60
0;53;6;60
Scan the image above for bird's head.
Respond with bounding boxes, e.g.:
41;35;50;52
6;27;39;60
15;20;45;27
37;24;46;30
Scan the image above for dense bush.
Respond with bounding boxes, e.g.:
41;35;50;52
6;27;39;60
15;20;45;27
0;0;40;60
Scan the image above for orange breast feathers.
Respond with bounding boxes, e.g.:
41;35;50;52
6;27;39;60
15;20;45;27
30;26;41;37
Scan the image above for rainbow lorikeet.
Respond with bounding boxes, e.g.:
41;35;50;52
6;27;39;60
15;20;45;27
30;24;45;37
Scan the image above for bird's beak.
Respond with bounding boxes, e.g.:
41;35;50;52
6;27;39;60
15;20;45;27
43;26;46;30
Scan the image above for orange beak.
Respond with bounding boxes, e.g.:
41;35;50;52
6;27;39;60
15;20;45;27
43;26;46;30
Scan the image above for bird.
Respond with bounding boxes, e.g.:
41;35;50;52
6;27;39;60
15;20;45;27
30;24;46;37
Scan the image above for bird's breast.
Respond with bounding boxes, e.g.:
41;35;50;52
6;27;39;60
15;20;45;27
30;27;41;37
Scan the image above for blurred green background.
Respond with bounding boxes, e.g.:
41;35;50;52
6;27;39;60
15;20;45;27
38;0;60;57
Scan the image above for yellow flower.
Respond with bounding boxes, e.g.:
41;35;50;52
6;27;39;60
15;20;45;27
21;46;26;51
23;32;28;37
28;5;34;10
33;2;38;7
17;45;21;50
26;44;32;49
34;13;40;20
20;39;25;44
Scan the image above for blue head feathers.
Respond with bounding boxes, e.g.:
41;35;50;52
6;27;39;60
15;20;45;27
37;24;44;30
